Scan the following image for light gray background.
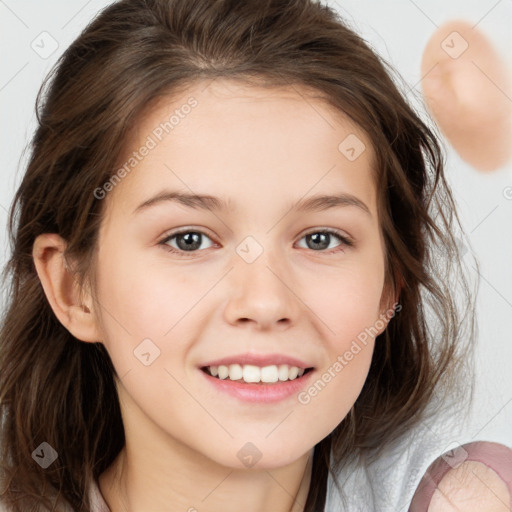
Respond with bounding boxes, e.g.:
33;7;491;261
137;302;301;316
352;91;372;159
1;1;511;442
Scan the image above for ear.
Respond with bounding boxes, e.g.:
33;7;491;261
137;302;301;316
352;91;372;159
32;233;102;343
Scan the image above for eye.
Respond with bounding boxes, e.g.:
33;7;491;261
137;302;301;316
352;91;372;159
296;229;353;254
158;227;353;257
159;229;215;257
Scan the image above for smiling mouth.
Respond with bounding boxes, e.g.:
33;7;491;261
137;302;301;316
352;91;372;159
201;364;314;384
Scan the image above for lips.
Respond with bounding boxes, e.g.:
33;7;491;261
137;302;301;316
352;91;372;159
199;359;316;403
200;353;314;369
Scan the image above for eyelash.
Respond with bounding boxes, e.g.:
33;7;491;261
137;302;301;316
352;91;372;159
158;228;354;258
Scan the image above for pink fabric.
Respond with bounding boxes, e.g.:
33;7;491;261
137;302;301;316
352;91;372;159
409;441;512;511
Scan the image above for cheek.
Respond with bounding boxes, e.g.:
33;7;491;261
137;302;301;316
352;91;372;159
298;283;380;435
295;258;384;412
312;259;385;346
93;244;207;378
95;244;205;335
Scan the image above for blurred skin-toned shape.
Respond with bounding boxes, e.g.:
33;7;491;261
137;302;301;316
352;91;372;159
421;20;512;172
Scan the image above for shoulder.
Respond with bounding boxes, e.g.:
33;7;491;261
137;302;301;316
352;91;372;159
410;441;512;512
428;459;510;511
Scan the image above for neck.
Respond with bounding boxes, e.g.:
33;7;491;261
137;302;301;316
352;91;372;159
98;386;315;512
99;444;314;512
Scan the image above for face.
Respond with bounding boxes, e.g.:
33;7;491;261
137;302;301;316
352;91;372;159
90;79;392;470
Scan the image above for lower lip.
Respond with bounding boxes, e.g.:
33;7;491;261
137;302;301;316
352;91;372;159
199;368;315;403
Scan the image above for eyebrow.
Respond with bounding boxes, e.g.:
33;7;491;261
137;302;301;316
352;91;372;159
133;190;372;217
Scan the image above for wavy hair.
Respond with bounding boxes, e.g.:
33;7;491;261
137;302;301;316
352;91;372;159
0;0;478;510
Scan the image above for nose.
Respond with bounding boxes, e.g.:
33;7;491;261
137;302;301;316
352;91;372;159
223;247;302;331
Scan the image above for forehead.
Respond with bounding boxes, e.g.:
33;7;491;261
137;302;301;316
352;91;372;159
106;79;378;218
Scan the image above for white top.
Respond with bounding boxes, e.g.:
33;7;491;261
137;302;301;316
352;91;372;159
324;396;512;511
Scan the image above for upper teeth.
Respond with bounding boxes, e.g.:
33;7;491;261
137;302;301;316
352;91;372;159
208;364;306;383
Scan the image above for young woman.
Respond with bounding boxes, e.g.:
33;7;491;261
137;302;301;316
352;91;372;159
1;0;510;510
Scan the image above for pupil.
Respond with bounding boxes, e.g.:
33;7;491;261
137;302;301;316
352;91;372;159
178;232;201;251
309;233;328;250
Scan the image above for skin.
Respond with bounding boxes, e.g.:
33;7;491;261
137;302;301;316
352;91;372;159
32;79;397;512
428;461;511;511
421;20;512;172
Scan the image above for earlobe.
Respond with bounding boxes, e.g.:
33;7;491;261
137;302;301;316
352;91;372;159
32;233;102;343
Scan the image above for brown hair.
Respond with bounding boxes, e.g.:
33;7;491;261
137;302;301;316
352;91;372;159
0;0;478;510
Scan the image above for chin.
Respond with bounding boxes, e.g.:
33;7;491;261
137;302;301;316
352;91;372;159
205;441;315;471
